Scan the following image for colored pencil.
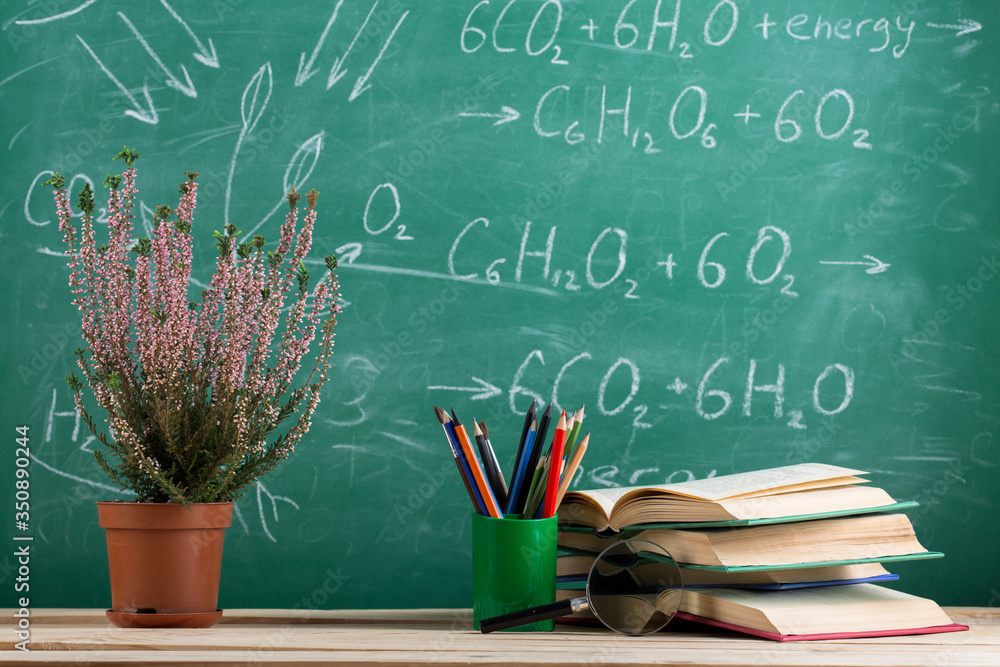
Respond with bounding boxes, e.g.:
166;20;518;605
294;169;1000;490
522;453;550;520
450;410;503;519
434;407;485;515
508;399;536;496
475;420;508;510
513;403;551;513
563;405;585;463
505;420;537;515
554;432;589;509
524;410;567;519
542;412;568;518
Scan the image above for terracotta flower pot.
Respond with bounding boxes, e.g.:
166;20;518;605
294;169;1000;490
96;501;233;628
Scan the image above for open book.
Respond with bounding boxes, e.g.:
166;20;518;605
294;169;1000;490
557;463;906;532
677;584;967;640
558;513;938;569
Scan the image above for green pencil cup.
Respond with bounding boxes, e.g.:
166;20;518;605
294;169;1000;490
472;512;557;632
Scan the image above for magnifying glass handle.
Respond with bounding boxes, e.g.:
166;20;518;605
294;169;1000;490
480;597;588;633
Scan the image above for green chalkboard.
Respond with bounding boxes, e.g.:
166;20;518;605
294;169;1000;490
2;0;998;612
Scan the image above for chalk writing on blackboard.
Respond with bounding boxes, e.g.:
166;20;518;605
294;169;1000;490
459;1;979;62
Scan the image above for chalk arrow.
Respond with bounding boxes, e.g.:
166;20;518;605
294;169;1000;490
818;255;891;274
927;19;982;37
334;242;363;264
428;377;503;401
158;0;220;68
458;106;521;126
327;0;380;90
14;0;98;25
76;34;159;124
118;12;197;98
295;0;346;87
349;10;409;101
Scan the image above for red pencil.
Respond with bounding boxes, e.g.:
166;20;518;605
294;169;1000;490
542;412;567;518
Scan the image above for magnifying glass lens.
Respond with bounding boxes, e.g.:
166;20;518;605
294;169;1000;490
587;539;683;636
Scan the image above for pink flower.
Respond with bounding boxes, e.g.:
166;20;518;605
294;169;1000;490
50;153;341;505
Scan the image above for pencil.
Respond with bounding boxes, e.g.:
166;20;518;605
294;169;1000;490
475;420;508;510
563;405;585;463
542;412;568;518
554;432;588;510
434;406;485;515
505;420;536;515
521;453;549;520
513;403;551;513
450;410;504;519
508;399;536;497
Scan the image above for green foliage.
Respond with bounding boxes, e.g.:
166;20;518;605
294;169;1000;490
131;237;152;257
296;262;310;294
42;172;66;189
114;146;140;166
55;149;341;506
77;182;95;215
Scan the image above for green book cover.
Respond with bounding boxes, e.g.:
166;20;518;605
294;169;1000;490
678;552;944;573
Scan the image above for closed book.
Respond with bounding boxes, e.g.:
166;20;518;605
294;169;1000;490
676;584;968;640
558;513;935;568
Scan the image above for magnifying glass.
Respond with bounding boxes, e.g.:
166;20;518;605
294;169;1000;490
480;538;683;635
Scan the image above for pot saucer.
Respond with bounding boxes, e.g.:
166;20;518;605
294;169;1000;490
106;609;223;628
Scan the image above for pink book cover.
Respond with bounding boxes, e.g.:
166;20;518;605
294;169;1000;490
675;611;969;642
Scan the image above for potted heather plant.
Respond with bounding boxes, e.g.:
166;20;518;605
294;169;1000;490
45;148;340;628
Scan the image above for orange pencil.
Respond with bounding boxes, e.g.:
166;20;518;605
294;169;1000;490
541;412;567;518
449;410;503;519
554;433;589;509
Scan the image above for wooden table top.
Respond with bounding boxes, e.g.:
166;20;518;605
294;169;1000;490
2;608;998;666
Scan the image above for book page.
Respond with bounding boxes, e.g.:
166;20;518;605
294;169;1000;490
567;485;637;510
575;463;867;503
671;463;866;500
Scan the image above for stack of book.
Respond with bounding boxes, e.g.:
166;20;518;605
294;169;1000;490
555;462;968;641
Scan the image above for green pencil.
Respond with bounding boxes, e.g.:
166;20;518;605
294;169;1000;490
563;405;585;464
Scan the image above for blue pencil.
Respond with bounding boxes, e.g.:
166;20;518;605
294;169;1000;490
505;420;537;515
435;406;487;515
